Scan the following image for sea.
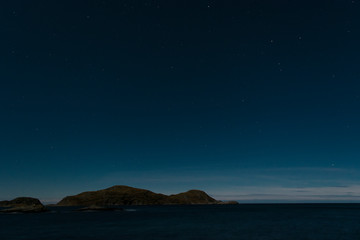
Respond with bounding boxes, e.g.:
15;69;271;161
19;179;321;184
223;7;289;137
1;204;360;240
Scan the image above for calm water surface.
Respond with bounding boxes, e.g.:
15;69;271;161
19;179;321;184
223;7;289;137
1;204;360;240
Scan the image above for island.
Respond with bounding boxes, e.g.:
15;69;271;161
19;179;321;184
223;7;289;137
57;185;238;206
0;197;48;213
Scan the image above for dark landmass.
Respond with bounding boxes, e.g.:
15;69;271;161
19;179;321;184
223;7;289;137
0;197;48;213
57;185;235;206
167;190;221;205
0;197;42;207
57;185;169;206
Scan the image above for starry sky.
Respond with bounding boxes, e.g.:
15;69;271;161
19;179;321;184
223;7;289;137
1;0;360;203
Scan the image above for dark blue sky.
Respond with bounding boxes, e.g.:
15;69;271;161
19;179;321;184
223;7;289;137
1;0;360;202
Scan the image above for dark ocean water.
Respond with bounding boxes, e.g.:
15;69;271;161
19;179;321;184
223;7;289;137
1;204;360;240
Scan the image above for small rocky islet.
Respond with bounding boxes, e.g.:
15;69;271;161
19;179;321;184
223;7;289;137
0;185;238;213
0;197;48;213
75;205;124;212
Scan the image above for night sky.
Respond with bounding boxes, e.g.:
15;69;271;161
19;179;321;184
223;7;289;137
1;0;360;203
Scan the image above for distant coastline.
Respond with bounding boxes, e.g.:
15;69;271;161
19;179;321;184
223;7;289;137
0;185;238;213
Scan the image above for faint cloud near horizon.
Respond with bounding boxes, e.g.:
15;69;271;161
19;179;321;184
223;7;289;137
212;185;360;202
